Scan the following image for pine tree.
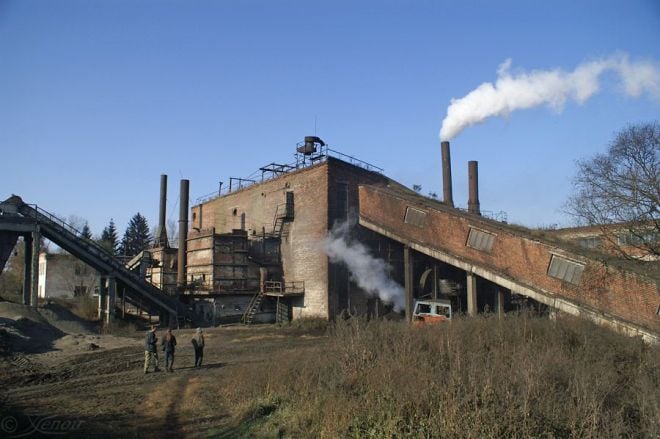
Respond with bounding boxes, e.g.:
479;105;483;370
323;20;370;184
100;218;119;255
80;223;93;240
119;213;152;257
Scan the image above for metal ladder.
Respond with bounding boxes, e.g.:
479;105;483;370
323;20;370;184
241;290;264;325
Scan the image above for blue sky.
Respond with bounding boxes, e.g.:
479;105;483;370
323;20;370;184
2;0;659;238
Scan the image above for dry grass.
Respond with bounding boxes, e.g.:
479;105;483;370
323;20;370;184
219;314;659;438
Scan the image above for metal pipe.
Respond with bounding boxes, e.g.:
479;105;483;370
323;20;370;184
177;179;189;289
157;174;168;247
468;161;481;215
441;141;454;207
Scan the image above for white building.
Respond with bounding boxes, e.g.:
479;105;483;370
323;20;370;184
38;251;98;299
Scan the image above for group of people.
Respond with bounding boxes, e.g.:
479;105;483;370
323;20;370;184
143;325;206;373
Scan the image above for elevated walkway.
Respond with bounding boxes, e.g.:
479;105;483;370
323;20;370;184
0;195;182;323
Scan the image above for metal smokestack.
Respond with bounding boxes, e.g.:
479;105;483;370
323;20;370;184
177;179;189;289
468;161;481;215
441;141;454;207
156;174;168;247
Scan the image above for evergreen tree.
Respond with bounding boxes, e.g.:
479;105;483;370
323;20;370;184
100;218;119;255
80;222;93;240
119;213;152;257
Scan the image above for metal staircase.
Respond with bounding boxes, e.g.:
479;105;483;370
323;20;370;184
241;290;265;325
0;195;184;324
270;202;293;238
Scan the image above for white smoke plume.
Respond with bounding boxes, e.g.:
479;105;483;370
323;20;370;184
440;53;660;141
322;221;405;311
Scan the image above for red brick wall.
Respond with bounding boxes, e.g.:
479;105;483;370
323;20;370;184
191;163;331;318
359;185;659;332
326;159;391;317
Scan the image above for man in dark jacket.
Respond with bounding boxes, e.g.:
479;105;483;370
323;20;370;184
161;328;177;372
144;324;160;373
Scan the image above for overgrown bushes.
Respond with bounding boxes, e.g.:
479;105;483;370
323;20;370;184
224;315;659;438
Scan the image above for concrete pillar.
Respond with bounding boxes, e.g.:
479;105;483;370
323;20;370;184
121;290;126;319
404;246;414;322
22;234;32;306
496;289;505;320
30;228;40;307
106;277;116;323
432;265;438;300
466;272;477;317
98;275;106;320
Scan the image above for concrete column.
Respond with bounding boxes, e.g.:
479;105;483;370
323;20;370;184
22;234;32;306
30;228;40;307
106;277;116;323
466;272;477;317
496;289;505;320
121;289;126;319
98;275;106;320
404;246;414;322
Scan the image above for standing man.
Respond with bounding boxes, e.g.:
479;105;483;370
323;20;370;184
144;324;160;374
191;327;205;368
161;328;177;372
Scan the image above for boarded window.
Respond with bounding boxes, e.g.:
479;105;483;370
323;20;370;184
466;228;495;252
404;207;427;227
547;255;584;285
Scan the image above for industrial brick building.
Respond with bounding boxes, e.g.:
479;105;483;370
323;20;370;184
155;136;657;341
2;136;657;341
174;138;404;323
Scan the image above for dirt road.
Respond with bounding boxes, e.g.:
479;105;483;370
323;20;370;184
0;324;325;438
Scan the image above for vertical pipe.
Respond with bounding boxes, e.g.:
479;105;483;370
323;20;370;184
441;141;454;207
259;267;268;293
177;179;190;289
22;234;32;306
468;161;481;215
157;174;168;247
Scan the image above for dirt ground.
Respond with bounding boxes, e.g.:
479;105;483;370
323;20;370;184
0;302;325;438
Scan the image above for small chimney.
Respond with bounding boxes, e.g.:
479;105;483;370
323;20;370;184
177;179;189;289
468;161;481;215
156;174;168;247
441;141;454;207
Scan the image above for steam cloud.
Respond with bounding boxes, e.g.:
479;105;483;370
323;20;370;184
322;221;405;311
440;53;660;141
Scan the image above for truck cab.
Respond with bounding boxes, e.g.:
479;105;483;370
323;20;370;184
412;299;452;326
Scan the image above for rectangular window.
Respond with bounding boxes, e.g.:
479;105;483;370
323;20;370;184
547;255;584;285
579;237;600;249
466;227;495;253
404;207;427;227
617;231;659;246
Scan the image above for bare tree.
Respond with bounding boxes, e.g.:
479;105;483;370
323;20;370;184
565;121;659;258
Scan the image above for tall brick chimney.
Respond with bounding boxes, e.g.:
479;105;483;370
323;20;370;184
441;141;454;207
177;179;189;289
468;161;481;215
